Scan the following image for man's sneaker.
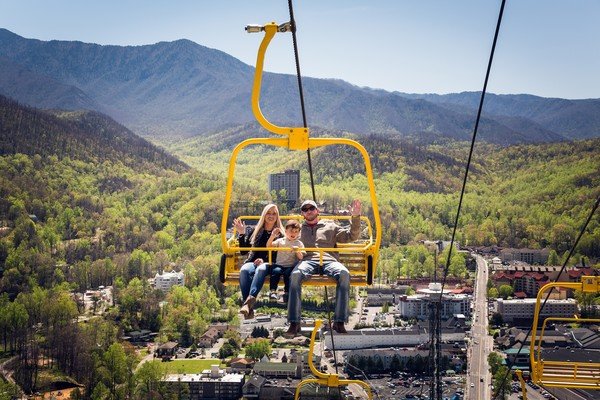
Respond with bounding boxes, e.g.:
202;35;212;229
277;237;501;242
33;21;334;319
284;322;301;338
239;295;256;320
269;291;278;301
332;322;347;334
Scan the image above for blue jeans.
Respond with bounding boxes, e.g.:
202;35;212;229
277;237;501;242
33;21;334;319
239;262;271;300
287;260;350;323
269;264;293;292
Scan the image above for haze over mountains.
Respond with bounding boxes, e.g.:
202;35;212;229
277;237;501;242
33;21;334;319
1;28;599;145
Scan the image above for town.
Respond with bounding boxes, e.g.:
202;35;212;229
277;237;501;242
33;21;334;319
104;246;596;400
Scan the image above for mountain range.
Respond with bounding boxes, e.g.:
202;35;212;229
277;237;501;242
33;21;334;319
1;28;599;145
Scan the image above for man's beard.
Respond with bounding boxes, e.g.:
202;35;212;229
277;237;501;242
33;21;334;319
304;213;318;223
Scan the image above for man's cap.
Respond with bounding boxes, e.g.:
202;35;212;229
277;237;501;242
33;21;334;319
300;200;317;209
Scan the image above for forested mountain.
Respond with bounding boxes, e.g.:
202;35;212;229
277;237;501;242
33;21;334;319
2;28;598;145
171;122;482;194
0;95;187;173
399;92;600;140
0;55;99;111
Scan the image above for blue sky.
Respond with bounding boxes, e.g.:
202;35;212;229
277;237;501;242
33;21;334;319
1;1;599;99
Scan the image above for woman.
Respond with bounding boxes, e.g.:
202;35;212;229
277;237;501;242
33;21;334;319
233;203;284;319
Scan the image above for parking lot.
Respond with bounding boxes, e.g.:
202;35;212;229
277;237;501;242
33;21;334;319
343;372;465;399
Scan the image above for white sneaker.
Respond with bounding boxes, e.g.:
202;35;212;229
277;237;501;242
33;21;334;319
269;292;278;300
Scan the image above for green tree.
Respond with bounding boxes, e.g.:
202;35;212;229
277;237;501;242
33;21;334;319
390;355;401;372
91;382;110;400
0;379;19;399
382;302;390;313
127;249;152;281
546;249;560;266
245;339;271;360
488;287;499;299
251;326;269;338
575;289;598;317
498;284;514;299
102;343;128;399
179;321;193;347
490;312;504;327
487;352;504;376
134;361;165;399
492;365;511;400
223;329;242;350
218;343;235;359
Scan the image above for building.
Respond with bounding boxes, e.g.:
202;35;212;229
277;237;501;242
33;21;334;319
396;283;471;320
495;327;570;350
251;353;312;379
228;358;255;374
268;170;300;209
242;375;266;399
495;298;579;324
490;264;598;298
323;326;467;350
365;286;411;306
504;347;530;371
252;360;301;379
163;365;244;400
500;248;550;264
156;342;178;358
153;271;184;292
287;350;321;377
209;323;230;335
123;329;154;342
198;327;220;348
242;376;307;400
347;348;430;369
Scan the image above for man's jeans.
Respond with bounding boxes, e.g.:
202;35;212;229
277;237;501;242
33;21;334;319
287;260;350;323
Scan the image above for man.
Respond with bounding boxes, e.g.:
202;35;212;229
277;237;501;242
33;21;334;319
285;199;362;337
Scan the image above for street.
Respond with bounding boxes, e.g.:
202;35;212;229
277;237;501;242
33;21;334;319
466;254;493;400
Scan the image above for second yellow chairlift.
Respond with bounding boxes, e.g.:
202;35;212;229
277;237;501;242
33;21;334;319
528;276;600;390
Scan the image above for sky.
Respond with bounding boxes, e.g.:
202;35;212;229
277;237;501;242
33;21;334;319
1;0;599;99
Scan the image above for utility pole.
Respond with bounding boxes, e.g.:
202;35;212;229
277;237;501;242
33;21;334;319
428;240;443;400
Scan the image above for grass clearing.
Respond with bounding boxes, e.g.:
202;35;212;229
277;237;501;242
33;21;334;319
162;359;225;374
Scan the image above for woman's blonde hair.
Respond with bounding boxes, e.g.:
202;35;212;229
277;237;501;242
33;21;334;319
250;203;284;245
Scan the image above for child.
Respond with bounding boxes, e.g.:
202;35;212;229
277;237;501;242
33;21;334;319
267;219;306;302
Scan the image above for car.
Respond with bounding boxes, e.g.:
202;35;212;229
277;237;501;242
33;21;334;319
470;383;475;387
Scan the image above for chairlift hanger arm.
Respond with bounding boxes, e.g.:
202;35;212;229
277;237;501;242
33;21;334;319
246;21;309;150
294;319;373;400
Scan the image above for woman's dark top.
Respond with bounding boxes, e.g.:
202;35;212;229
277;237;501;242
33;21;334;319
239;226;280;264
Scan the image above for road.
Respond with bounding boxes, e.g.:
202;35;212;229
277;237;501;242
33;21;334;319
466;254;493;400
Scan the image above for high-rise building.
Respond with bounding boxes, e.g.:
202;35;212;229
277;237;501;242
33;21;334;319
268;170;300;209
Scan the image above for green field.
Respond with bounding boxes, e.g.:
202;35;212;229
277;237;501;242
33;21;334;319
162;359;225;374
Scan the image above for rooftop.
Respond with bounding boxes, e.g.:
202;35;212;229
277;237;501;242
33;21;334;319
164;372;244;383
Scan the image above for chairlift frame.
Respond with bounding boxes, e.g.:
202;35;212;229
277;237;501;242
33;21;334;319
219;22;381;287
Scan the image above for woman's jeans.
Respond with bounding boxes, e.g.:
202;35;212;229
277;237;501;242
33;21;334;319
239;262;271;300
287;260;350;323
